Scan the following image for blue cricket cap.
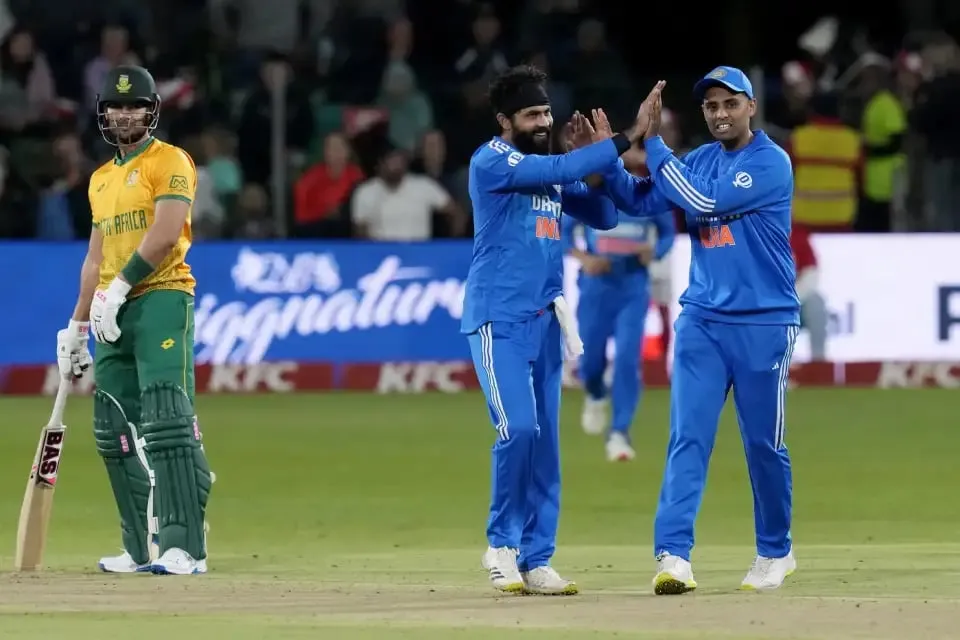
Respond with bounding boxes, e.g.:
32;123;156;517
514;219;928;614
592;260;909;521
693;66;755;101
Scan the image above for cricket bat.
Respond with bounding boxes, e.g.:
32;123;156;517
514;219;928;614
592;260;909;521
14;378;70;572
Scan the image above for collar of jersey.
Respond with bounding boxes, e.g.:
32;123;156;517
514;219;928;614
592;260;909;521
114;136;156;166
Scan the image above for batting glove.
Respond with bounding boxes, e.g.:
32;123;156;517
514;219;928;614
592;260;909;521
56;320;93;379
90;278;131;344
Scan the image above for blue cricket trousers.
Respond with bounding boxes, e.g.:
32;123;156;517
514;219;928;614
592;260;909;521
654;313;799;561
467;310;563;571
577;272;650;439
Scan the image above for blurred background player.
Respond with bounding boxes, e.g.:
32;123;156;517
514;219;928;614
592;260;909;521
462;65;646;595
55;64;213;576
563;143;675;462
792;224;827;360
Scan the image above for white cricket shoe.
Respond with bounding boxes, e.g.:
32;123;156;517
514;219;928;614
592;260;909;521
521;566;578;595
740;550;796;591
605;432;635;461
151;548;208;575
98;551;151;574
653;552;697;595
581;396;608;435
481;546;524;593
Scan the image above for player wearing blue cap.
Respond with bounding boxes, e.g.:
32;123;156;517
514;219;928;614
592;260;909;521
601;67;800;594
463;66;660;595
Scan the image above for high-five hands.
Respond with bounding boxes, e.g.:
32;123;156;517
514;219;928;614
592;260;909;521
630;80;666;143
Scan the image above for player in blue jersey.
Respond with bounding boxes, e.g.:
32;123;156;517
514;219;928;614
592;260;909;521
562;145;675;462
462;66;661;595
600;67;800;594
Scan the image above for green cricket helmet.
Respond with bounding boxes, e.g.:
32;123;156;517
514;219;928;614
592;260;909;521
96;65;161;146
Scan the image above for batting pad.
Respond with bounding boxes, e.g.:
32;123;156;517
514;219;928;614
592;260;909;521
140;382;212;560
94;390;152;565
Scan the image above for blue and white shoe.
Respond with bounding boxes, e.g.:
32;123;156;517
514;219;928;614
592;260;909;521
151;548;208;575
98;551;152;573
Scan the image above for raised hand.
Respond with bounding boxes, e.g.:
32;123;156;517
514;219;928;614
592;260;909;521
644;90;663;141
630;80;666;143
568;111;596;150
590;108;613;141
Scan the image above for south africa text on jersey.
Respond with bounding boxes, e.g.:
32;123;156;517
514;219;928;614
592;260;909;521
99;209;148;237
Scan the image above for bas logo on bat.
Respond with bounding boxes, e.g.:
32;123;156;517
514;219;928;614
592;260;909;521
34;428;65;487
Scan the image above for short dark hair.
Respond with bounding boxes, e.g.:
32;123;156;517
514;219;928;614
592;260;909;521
488;65;548;115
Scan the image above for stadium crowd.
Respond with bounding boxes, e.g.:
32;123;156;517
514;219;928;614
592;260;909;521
0;0;957;241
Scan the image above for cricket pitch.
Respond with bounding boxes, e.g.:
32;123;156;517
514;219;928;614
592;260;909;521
2;544;959;639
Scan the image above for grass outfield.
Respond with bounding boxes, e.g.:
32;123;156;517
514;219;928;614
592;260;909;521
1;389;958;639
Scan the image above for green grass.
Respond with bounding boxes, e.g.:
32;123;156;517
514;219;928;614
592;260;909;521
1;389;958;639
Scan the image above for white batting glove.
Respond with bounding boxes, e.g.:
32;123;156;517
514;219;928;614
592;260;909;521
552;295;584;360
56;320;93;379
90;278;132;344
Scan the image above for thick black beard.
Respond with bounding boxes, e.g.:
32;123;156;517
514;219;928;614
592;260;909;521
513;129;552;155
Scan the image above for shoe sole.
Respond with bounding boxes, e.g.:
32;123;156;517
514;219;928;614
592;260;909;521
523;583;579;595
740;567;795;591
653;572;697;595
492;581;525;593
98;563;152;574
150;565;206;575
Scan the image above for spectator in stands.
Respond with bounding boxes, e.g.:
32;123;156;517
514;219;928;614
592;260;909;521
912;34;960;231
293;131;363;237
894;50;927;230
236;53;315;186
788;93;862;232
856;55;905;232
446;80;495;168
516;0;582;70
569;18;631;124
411;129;470;234
191;135;227;240
525;50;572;121
231;182;274;238
351;146;463;240
454;4;509;84
38;131;93;239
377;59;433;153
83;24;136;111
0;27;57;137
765;61;816;146
201;126;243;205
0;146;37;238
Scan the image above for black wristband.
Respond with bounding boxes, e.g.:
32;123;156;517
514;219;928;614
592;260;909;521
612;133;631;156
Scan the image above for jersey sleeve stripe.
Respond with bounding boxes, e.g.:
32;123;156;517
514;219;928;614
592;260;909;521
155;194;192;204
662;162;715;212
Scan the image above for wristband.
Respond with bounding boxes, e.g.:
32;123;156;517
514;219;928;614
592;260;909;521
611;133;631;156
120;251;155;286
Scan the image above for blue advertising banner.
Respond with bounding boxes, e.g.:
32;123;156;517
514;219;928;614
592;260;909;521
0;241;473;365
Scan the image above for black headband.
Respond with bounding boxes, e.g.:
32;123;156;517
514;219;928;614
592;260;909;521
497;84;550;118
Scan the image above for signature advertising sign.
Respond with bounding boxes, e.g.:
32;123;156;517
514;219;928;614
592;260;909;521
0;241;472;365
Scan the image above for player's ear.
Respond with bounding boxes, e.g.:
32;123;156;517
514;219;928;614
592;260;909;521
496;112;511;133
747;99;757;118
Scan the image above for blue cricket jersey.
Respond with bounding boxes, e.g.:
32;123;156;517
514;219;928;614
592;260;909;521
563;209;675;280
602;131;799;325
461;136;622;333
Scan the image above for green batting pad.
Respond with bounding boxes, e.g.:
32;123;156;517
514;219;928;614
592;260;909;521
140;381;212;560
93;390;152;565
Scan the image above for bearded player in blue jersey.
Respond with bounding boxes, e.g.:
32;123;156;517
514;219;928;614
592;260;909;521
462;65;662;595
600;67;800;595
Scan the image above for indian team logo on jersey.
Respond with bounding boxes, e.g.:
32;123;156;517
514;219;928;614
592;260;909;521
126;169;139;186
116;75;132;94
